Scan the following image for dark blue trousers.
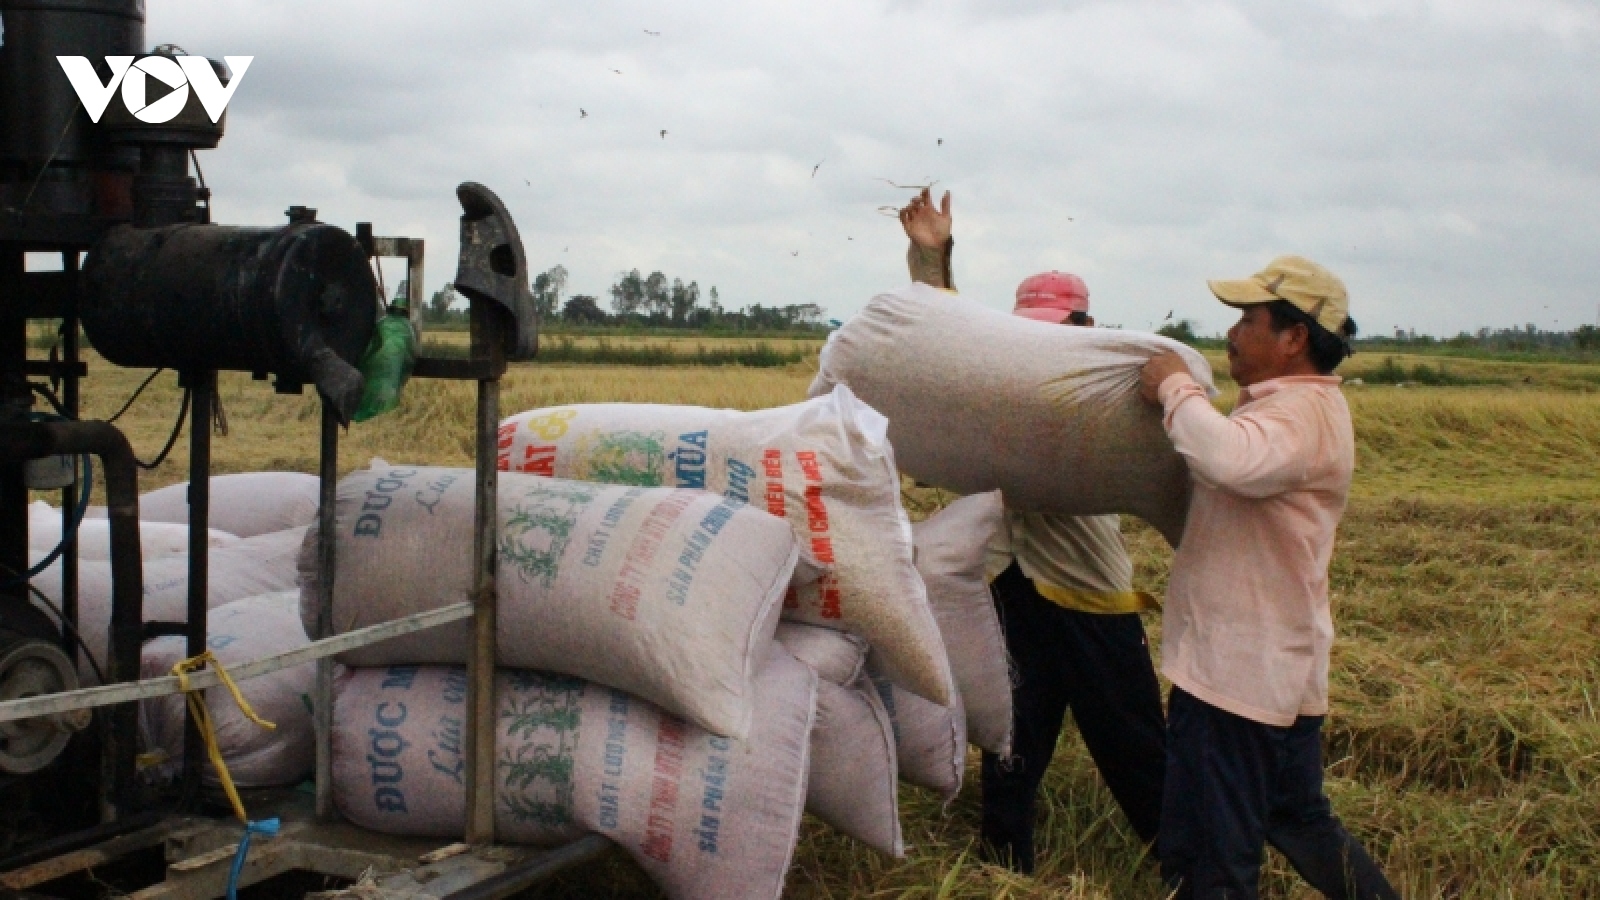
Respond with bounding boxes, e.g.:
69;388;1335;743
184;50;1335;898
980;563;1167;873
1160;686;1400;899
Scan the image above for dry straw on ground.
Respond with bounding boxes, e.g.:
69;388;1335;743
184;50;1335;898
56;344;1600;898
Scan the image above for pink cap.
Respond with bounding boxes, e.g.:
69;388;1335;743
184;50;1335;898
1014;271;1089;323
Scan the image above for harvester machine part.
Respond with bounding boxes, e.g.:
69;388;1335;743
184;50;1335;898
452;182;538;361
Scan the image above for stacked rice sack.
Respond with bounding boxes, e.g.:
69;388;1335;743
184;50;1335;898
494;388;1017;858
139;591;317;787
28;475;323;787
308;464;820;900
332;658;816;900
496;385;955;707
54;283;1205;898
28;474;318;683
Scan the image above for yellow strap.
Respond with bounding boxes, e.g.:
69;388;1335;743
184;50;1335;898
136;749;170;771
1033;582;1161;615
170;651;277;824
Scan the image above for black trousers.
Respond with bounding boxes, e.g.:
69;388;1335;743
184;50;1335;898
1160;686;1400;900
980;563;1167;873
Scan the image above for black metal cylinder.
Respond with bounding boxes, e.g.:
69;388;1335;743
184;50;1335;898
81;222;379;418
130;144;196;226
0;0;145;213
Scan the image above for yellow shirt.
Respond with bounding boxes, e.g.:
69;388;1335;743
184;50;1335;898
986;510;1157;614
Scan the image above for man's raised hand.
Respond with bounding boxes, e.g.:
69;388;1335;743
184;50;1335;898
899;187;952;249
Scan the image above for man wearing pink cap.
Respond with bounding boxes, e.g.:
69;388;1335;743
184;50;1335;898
901;189;1167;873
1013;270;1092;326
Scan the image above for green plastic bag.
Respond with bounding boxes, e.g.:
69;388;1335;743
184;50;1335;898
353;308;416;423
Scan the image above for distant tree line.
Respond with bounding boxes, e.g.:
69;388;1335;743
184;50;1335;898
421;265;828;333
1152;318;1600;357
1365;323;1600;354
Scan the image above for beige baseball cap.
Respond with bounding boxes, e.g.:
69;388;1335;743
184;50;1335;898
1208;255;1349;334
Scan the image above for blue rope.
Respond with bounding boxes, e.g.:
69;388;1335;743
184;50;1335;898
226;818;281;900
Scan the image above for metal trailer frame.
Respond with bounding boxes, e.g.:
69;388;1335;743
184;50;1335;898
0;212;607;899
0;799;613;900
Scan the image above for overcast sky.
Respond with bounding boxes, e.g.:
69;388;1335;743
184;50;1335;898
141;0;1600;337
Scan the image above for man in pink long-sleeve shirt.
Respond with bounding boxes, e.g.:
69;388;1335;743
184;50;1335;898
1139;257;1398;900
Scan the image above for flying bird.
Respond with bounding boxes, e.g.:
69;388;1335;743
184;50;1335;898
644;29;660;36
580;108;588;118
660;129;668;139
524;179;530;186
937;138;943;146
812;159;824;178
611;68;622;74
791;251;799;257
1164;310;1173;320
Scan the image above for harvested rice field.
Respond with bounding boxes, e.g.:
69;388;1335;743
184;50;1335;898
72;342;1600;898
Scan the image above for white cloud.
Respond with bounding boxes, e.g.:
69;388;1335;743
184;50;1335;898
135;0;1600;336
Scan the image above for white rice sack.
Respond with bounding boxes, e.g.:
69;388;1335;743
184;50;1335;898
774;623;867;686
498;386;954;707
30;501;239;560
31;526;309;680
811;283;1217;545
809;678;903;857
302;466;797;739
139;592;315;787
913;492;1013;757
334;652;817;900
135;472;320;537
774;624;901;855
869;653;967;803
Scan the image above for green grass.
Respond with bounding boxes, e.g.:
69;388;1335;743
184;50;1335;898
1355;356;1500;386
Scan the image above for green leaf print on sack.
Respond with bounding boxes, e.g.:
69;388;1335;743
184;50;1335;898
497;675;584;828
571;431;667;487
499;745;576;827
500;482;600;588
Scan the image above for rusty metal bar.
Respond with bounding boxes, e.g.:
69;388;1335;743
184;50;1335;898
0;816;200;891
315;399;339;822
406;240;425;334
181;371;213;800
368;236;425;336
438;835;613;900
463;296;501;845
1;253;29;666
411;357;500;381
0;810;164;874
23;359;87;378
60;255;80;666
